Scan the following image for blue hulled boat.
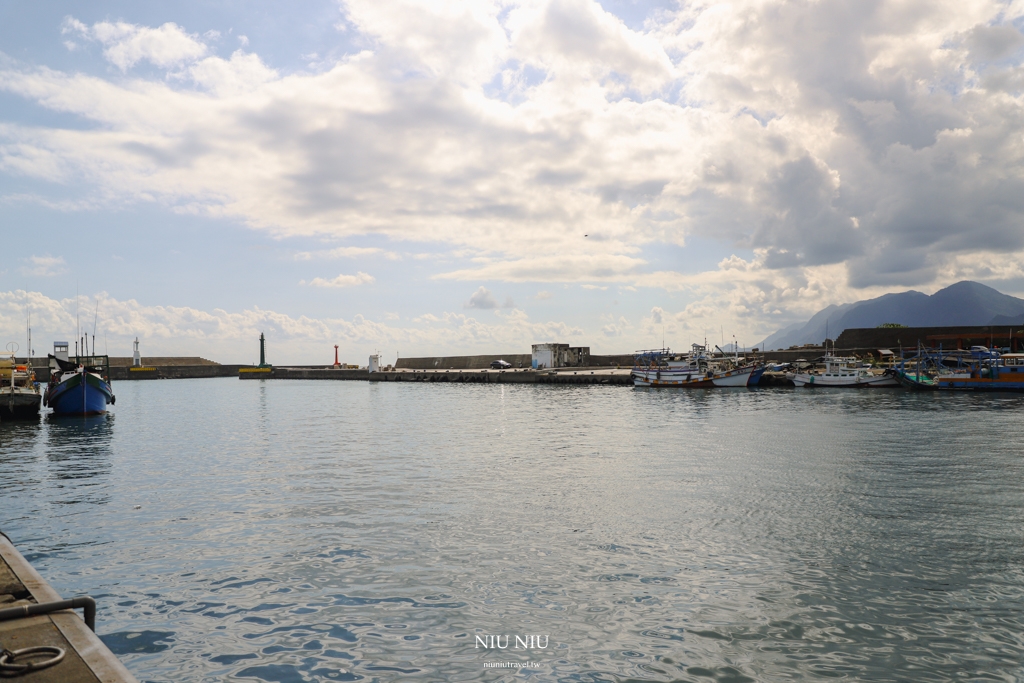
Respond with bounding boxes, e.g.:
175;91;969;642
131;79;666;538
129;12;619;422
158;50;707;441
43;341;115;416
888;346;1024;392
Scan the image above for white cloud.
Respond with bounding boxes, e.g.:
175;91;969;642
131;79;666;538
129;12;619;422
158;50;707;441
19;255;66;277
438;255;647;282
466;285;498;309
2;1;1024;338
0;289;587;362
601;314;631;337
304;272;375;287
294;246;399;260
187;50;277;95
463;286;517;309
63;17;208;70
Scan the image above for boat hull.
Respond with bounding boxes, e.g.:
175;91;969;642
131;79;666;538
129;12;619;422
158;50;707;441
792;373;899;388
747;366;766;386
0;389;42;419
712;365;756;387
631;364;757;388
896;370;1024;391
44;372;114;415
631;369;714;387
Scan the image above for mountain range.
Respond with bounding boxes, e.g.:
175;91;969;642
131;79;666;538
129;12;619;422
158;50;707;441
759;281;1024;351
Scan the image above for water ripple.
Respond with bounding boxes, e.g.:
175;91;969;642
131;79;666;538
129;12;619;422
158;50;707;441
3;381;1024;681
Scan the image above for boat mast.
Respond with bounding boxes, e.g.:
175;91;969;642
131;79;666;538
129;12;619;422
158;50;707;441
92;301;99;360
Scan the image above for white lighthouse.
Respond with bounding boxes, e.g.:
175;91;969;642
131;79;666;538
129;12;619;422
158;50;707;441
132;337;141;367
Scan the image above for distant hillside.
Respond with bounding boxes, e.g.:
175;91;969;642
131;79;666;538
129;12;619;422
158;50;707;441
759;281;1024;350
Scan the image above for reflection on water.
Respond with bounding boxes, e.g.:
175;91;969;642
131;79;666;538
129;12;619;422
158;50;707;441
0;417;43;452
2;380;1024;682
45;415;114;493
0;418;43;495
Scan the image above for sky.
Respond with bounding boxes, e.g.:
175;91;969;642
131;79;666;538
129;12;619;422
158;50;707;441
2;0;1024;364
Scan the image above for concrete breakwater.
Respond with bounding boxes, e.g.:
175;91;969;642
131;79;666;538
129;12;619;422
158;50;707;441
107;364;249;381
395;353;635;370
19;359;252;382
102;356;246;381
396;354;532;370
240;367;635;385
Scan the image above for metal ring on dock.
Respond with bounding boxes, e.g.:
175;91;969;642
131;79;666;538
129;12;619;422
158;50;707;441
0;645;66;675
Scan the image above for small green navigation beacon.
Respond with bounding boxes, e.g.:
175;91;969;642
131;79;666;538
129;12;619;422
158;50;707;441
258;332;271;368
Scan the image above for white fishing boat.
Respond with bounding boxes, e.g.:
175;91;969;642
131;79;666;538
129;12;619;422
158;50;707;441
632;345;759;388
789;354;898;388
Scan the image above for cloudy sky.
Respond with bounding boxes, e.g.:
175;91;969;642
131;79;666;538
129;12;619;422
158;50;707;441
3;0;1024;364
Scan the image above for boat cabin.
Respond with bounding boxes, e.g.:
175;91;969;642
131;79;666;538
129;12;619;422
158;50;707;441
1000;354;1024;372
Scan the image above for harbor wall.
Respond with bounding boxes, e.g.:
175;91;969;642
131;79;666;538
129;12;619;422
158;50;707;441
17;357;252;382
241;367;634;385
395;353;635;370
107;365;249;380
0;534;138;682
835;326;1024;351
396;354;531;369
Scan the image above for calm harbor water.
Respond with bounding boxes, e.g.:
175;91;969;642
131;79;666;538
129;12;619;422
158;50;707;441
2;378;1024;682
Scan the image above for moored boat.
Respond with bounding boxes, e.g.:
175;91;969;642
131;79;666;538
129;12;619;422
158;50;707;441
891;347;1024;391
790;354;899;388
0;353;42;419
43;341;115;416
631;345;760;388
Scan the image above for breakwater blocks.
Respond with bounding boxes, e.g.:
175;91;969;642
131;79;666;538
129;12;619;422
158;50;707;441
240;367;634;385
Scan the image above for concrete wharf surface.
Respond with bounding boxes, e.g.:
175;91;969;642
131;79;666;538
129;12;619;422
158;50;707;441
0;535;136;683
240;367;635;385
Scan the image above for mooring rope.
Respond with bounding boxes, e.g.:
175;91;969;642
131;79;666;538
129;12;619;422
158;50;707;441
0;643;66;677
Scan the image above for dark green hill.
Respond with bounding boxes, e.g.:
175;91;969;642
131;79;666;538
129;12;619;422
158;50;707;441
759;281;1024;350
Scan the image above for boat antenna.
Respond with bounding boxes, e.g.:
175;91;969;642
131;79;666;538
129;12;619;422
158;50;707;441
92;300;99;357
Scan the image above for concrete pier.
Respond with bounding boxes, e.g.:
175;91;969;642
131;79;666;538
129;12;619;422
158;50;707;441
0;534;136;682
18;358;252;382
239;367;634;385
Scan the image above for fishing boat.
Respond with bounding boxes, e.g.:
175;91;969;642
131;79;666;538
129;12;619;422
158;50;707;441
790;354;899;388
0;353;42;419
43;341;115;415
891;346;1024;391
631;345;759;388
